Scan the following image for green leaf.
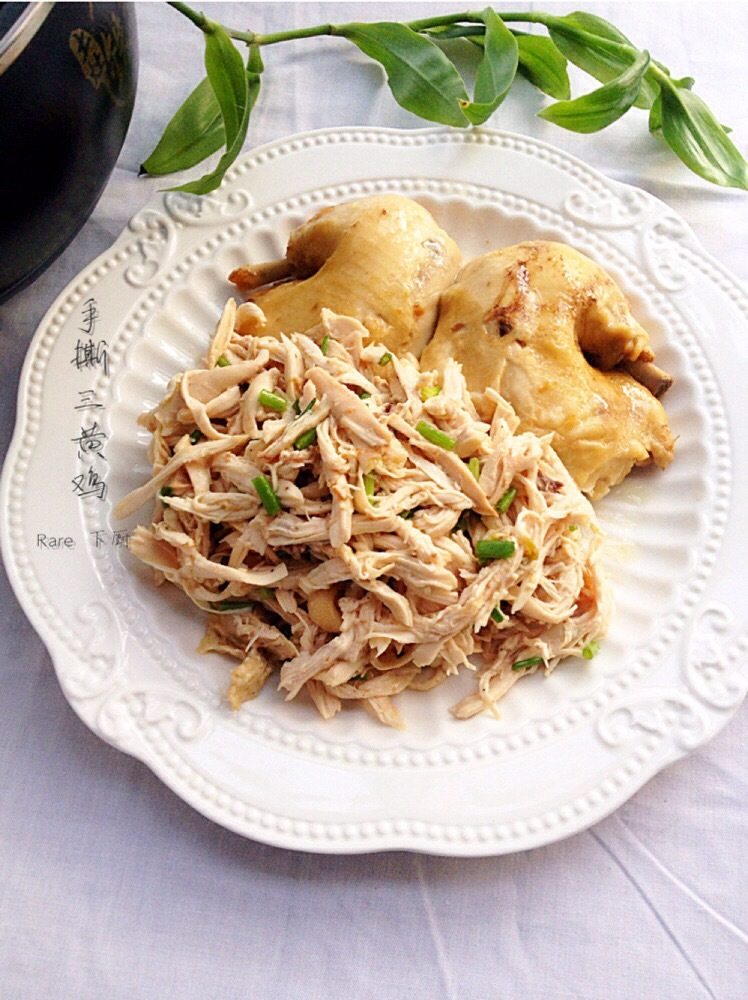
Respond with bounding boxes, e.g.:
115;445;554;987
340;22;470;127
659;82;748;189
460;8;518;125
556;11;632;47
513;32;570;100
170;44;263;195
422;23;485;41
648;91;662;133
539;50;650;133
547;11;658;109
140;76;225;176
650;78;693;134
203;23;247;145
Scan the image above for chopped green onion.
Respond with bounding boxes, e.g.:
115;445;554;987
582;641;600;660
420;384;441;401
215;354;231;367
252;475;282;516
189;429;203;445
490;607;504;623
453;511;470;534
293;427;318;450
416;420;456;451
363;472;376;499
293;398;316;417
399;509;415;520
468;457;481;480
213;599;254;612
568;524;579;533
359;391;372;400
512;655;544;672
475;538;516;562
378;351;392;366
258;389;287;413
159;486;174;498
257;587;274;601
496;486;517;514
320;334;330;355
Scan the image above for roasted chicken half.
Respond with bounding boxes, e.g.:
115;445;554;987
229;195;462;357
421;241;675;498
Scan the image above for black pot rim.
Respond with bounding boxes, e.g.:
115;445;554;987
0;1;54;76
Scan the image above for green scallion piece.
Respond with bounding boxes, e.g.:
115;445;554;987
399;509;415;520
320;334;330;355
293;427;318;450
490;607;504;624
213;600;254;612
189;429;203;445
258;389;287;413
359;391;372;400
159;486;174;498
420;384;441;401
252;475;281;516
582;641;600;660
363;472;376;499
496;485;517;514
475;538;516;562
293;398;316;417
568;524;579;533
416;420;456;451
512;655;544;672
257;587;274;601
453;511;470;534
378;352;392;366
468;457;481;480
215;354;231;367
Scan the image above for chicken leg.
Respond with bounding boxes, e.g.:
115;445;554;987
421;241;675;498
229;195;462;357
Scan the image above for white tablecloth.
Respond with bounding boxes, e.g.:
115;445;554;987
2;4;747;997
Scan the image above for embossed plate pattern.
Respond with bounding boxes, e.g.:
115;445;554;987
2;128;747;855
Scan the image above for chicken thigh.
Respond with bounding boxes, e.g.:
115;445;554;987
229;195;462;357
421;241;675;498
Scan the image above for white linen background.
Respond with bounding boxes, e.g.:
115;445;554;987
1;2;747;997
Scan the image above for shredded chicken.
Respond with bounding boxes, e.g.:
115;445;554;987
115;303;610;727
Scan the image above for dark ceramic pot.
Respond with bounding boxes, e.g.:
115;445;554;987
0;2;138;302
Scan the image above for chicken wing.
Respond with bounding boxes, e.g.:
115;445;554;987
421;241;675;498
229;195;462;356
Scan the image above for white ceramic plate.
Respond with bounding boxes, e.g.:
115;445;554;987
3;127;747;855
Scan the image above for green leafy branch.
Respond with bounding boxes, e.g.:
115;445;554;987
141;3;748;194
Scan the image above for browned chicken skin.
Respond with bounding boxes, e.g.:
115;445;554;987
229;195;462;357
421;241;675;498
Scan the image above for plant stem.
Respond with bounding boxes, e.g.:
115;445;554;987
168;2;210;32
254;11;489;45
250;11;553;45
169;3;552;48
168;1;256;42
254;23;337;46
253;19;477;47
648;62;671;87
403;12;484;31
